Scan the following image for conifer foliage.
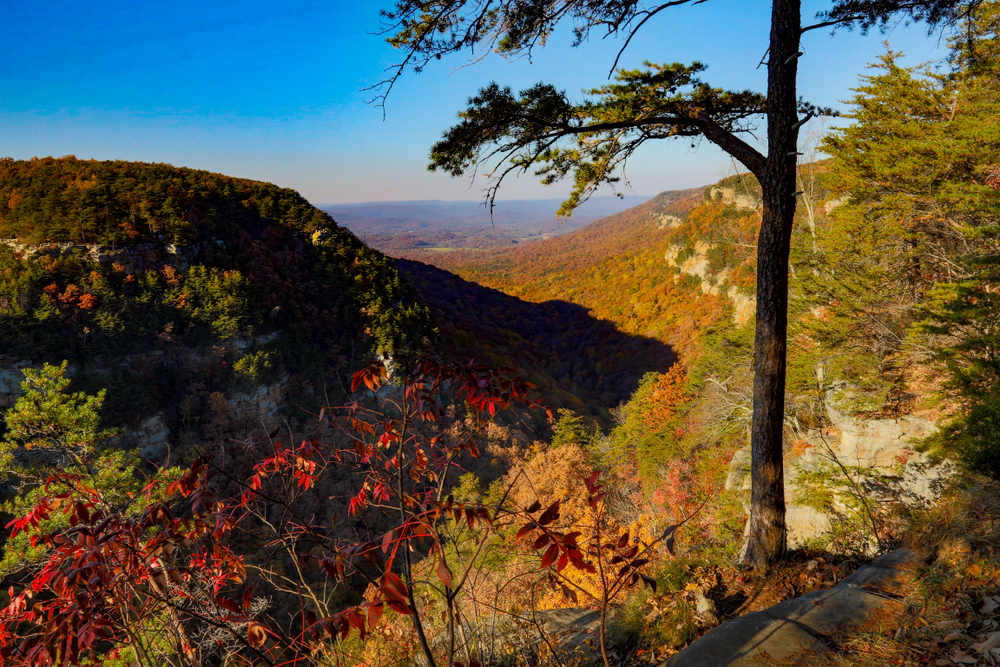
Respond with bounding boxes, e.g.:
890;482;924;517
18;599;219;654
796;3;1000;478
379;0;981;567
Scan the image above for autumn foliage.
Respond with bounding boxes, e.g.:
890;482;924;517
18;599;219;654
0;358;659;667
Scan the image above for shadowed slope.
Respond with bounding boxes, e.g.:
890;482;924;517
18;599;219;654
395;258;677;420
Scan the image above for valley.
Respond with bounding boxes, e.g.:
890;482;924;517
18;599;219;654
1;5;1000;665
326;195;652;254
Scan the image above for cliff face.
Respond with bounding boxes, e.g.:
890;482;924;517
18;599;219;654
726;389;952;549
0;360;31;409
664;239;756;325
0;342;293;465
0;239;202;273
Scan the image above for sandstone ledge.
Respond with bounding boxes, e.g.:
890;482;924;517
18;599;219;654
661;548;920;667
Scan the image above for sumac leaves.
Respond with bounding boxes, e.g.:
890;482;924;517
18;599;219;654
517;499;593;574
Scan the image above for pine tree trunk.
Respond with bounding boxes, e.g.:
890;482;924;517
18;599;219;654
743;0;801;569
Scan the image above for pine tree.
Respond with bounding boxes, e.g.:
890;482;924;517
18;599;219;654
380;0;979;567
0;362;164;577
806;2;998;380
920;2;1000;477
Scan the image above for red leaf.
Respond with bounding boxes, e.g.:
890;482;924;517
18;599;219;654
532;533;551;550
216;597;242;615
367;602;384;628
382;529;394;554
515;522;537;539
567;550;596;573
537;501;560;527
541;544;559;568
320;558;340;581
384;572;408;599
385;598;411;615
437;558;454;588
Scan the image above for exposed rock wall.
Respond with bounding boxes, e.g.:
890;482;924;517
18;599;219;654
726;391;953;549
0;354;291;465
825;394;937;468
664;241;756;325
657;214;684;230
0;360;32;409
708;186;760;211
0;238;205;273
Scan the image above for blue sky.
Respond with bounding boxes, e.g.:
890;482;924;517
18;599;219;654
2;1;949;204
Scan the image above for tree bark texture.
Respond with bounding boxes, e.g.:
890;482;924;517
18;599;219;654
743;0;802;569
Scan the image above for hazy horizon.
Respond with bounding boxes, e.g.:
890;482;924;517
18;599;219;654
4;1;950;203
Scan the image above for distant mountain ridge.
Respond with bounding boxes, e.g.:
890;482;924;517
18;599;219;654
324;195;653;252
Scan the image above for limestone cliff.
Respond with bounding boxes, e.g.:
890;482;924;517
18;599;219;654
725;388;952;549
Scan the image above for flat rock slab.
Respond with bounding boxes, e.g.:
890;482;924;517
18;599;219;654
517;608;604;660
661;548;919;667
536;607;602;634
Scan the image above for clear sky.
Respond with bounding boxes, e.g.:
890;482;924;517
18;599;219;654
2;1;950;205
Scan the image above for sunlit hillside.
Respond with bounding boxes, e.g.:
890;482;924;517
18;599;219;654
394;185;751;357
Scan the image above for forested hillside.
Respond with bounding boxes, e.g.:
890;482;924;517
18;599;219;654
374;18;1000;663
0;157;434;429
0;157;334;245
2;5;1000;667
396;258;676;420
395;187;720;353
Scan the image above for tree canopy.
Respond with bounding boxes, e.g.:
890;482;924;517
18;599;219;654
380;0;983;567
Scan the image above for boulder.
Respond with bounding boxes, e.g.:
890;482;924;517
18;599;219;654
825;390;937;468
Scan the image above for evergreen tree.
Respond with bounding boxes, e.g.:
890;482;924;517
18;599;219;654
0;362;161;577
550;408;594;448
801;4;1000;404
919;2;1000;477
0;361;116;473
380;0;979;567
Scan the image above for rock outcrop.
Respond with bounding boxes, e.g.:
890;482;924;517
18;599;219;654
709;186;760;211
664;242;756;325
0;238;205;273
0;360;31;409
0;353;291;465
662;549;920;666
725;390;953;549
